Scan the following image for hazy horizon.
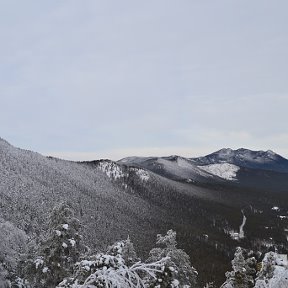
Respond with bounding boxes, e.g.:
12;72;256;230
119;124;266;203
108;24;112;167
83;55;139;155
1;136;286;162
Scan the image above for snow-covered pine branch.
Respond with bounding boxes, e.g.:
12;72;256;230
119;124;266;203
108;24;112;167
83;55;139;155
80;257;169;288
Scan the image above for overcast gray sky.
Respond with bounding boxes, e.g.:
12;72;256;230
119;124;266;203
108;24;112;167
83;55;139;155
1;1;288;160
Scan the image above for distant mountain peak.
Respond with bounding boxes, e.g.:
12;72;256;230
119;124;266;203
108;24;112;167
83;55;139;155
212;148;279;159
266;149;277;156
193;148;288;173
215;148;234;156
218;148;233;152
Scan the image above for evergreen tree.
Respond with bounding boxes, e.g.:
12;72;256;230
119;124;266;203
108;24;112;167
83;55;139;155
221;247;256;288
107;236;138;267
146;230;198;288
25;202;84;287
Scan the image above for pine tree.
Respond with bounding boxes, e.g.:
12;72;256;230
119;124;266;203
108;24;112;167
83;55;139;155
146;230;198;288
107;236;138;267
25;202;84;287
221;247;256;288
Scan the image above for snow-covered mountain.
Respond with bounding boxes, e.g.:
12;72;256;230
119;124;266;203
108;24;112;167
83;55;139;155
118;155;234;183
120;148;288;187
192;148;288;173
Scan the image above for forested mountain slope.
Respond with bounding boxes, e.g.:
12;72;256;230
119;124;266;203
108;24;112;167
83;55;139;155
1;138;287;286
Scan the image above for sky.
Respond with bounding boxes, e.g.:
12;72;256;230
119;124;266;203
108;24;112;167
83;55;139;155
1;1;288;161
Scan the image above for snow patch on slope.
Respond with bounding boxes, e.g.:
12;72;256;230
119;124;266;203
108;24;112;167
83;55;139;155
157;157;213;180
97;161;125;180
134;169;150;182
198;163;240;180
97;161;150;182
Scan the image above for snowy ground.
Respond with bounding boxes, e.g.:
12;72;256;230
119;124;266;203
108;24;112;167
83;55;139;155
255;252;288;288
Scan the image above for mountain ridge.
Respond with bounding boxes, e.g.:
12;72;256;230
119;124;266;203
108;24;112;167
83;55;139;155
119;148;288;175
2;137;287;171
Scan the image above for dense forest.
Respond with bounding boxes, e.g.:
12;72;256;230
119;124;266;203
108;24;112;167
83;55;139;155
1;203;287;288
